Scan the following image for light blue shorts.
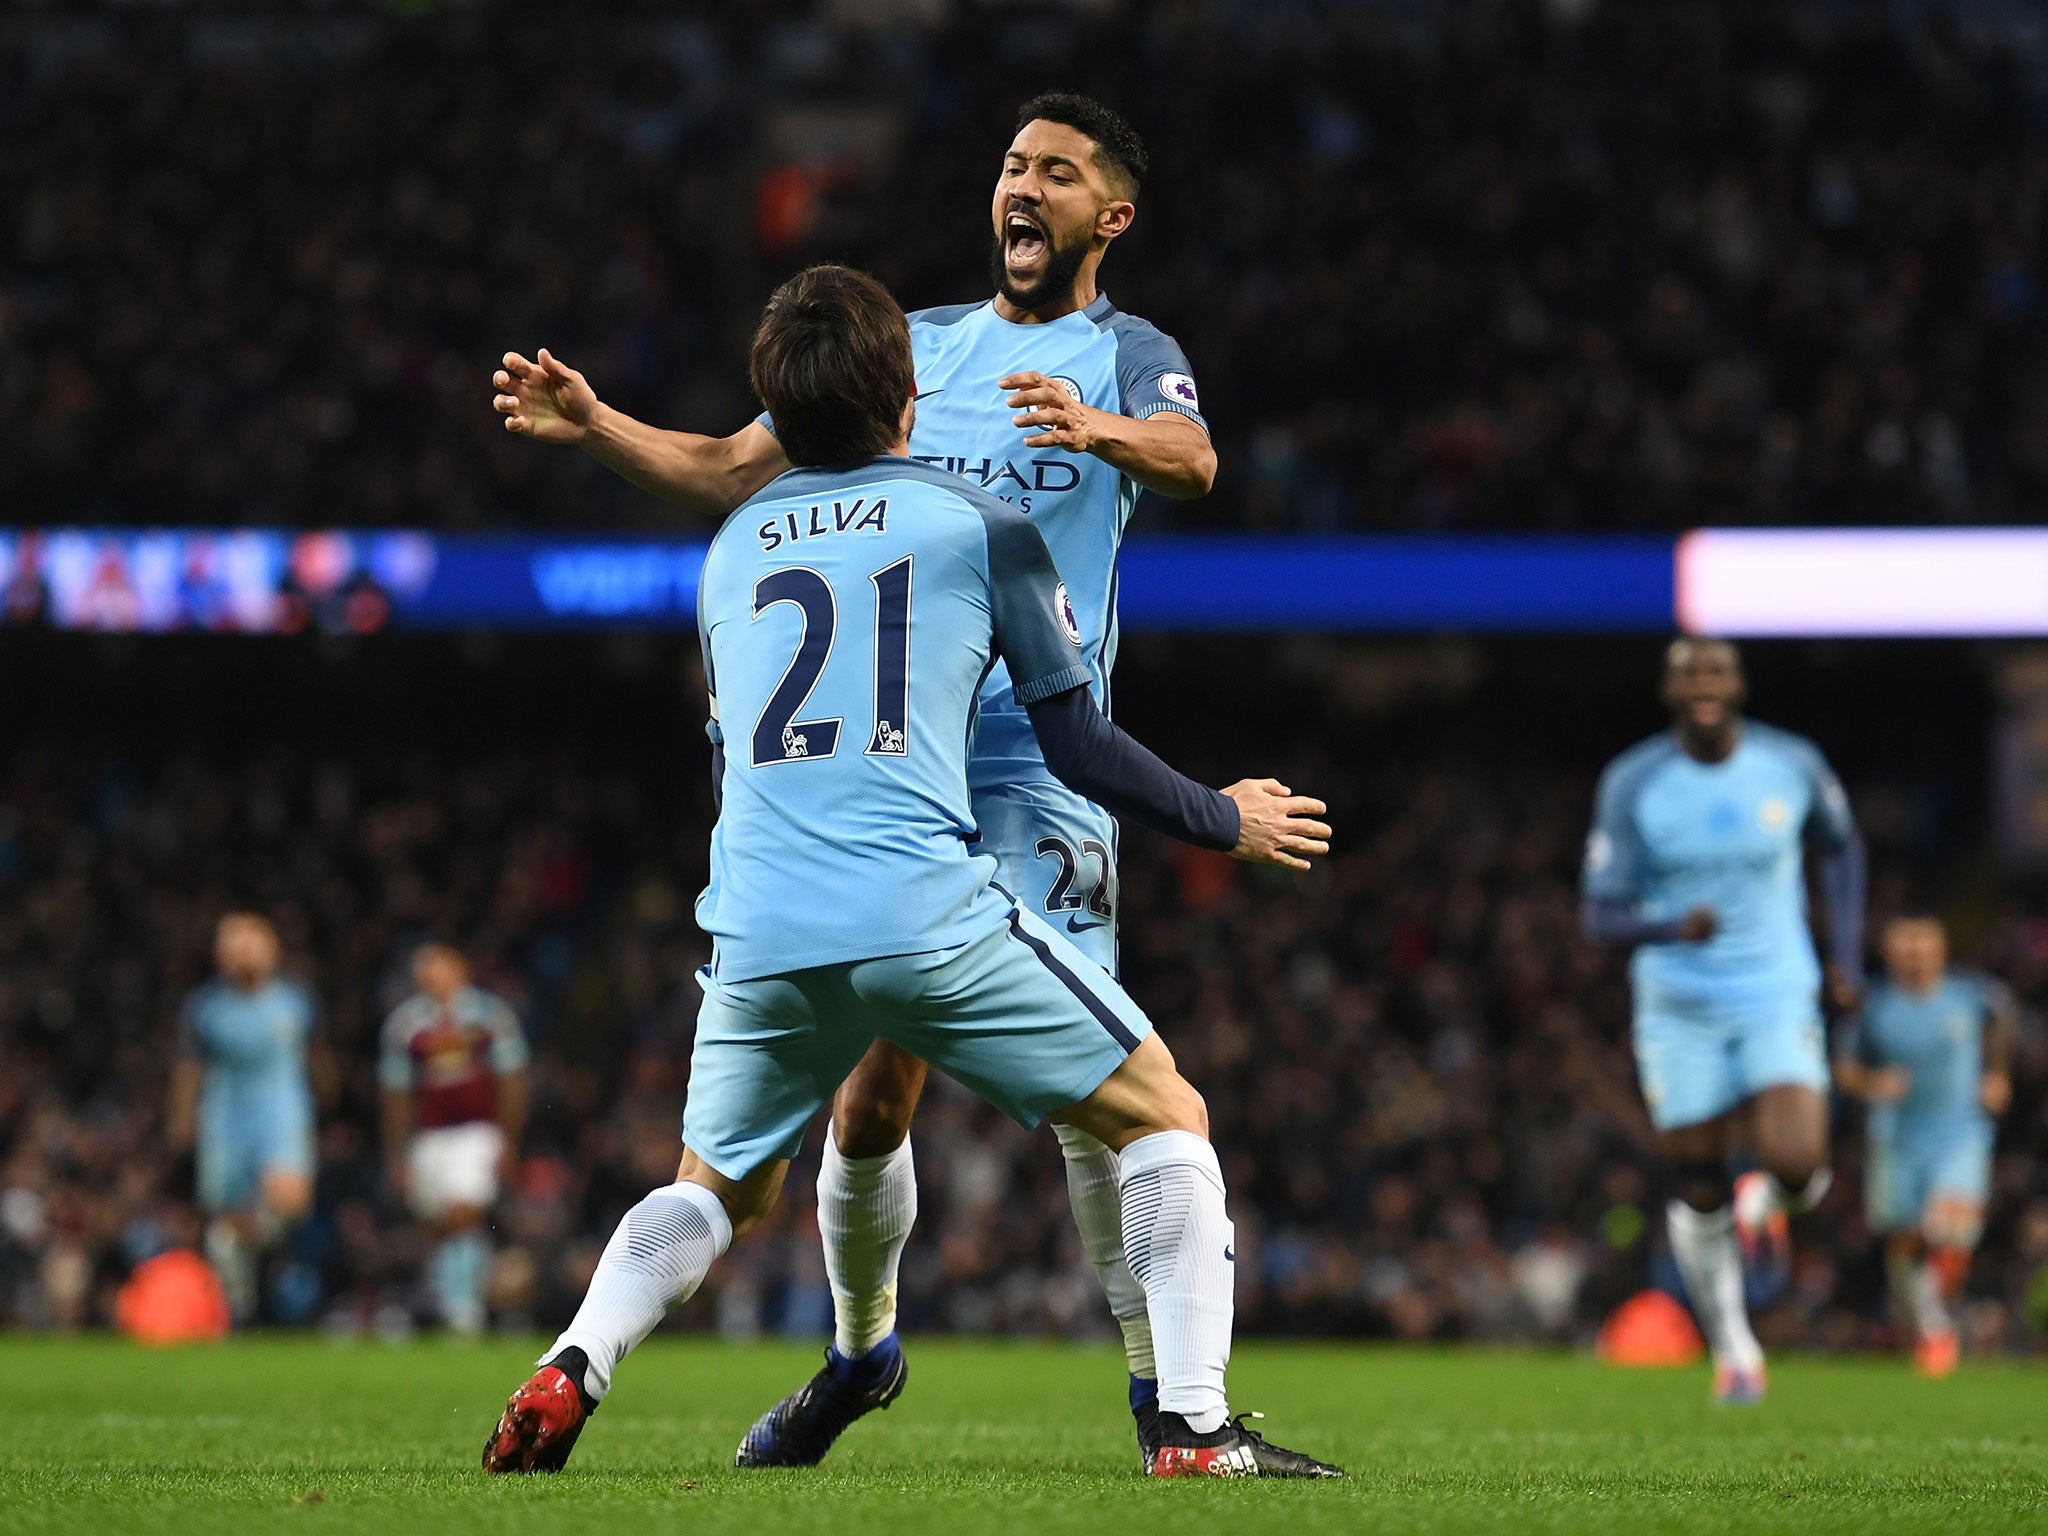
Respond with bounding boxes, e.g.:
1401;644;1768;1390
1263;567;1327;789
973;779;1119;974
1866;1120;1993;1232
1631;986;1829;1132
197;1094;316;1214
683;904;1152;1180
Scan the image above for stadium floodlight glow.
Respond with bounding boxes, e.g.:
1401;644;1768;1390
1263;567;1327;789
1676;529;2048;638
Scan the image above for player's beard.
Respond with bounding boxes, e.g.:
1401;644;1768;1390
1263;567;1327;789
990;225;1091;313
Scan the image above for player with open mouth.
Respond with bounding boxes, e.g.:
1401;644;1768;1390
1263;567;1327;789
489;93;1321;1475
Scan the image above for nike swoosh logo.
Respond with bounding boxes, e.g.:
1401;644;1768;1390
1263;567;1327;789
1224;1246;1235;1262
914;388;944;400
1066;916;1108;934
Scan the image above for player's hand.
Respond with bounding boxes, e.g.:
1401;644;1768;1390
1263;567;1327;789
1981;1070;2012;1117
1867;1065;1912;1103
1677;906;1718;943
1222;779;1331;871
493;349;598;443
1002;371;1106;452
1824;961;1864;1016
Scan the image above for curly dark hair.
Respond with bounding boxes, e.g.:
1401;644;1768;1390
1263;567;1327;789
1015;92;1147;195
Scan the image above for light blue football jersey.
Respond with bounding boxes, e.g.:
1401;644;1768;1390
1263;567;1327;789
180;977;316;1107
765;294;1205;794
695;454;1094;983
1850;972;2001;1140
1582;722;1857;1000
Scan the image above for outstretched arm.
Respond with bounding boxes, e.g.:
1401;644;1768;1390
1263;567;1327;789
492;349;789;515
1023;685;1329;868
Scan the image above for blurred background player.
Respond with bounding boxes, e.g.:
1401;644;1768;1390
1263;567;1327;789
380;943;530;1335
1581;638;1866;1404
166;912;320;1324
1836;914;2016;1377
492;94;1218;1466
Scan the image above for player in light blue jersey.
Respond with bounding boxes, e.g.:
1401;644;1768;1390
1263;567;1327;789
1836;913;2015;1377
1581;639;1866;1404
492;96;1233;1464
485;267;1338;1480
166;912;320;1324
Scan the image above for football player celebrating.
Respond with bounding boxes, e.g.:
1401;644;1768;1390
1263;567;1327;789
492;95;1226;1469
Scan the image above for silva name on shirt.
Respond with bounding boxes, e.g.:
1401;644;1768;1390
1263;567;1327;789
757;497;889;553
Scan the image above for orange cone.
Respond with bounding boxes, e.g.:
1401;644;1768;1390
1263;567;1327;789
1597;1289;1705;1367
114;1249;231;1344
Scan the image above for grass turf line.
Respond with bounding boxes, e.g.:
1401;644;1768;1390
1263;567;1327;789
0;1337;2042;1535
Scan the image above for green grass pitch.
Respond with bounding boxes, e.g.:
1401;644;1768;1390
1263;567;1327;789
0;1337;2043;1535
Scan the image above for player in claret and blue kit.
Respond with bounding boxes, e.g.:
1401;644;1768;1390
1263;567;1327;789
492;95;1233;1468
482;266;1340;1480
1581;639;1867;1404
1836;913;2015;1377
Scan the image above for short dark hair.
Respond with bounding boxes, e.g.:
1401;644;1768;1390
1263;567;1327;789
1016;92;1147;196
749;265;914;470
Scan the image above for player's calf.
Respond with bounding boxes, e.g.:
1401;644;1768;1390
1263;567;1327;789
486;1155;774;1473
1056;1038;1341;1476
829;1041;929;1158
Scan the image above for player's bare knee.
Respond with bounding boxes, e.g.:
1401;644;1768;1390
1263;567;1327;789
1670;1158;1730;1213
1757;1129;1825;1194
263;1173;313;1222
1923;1199;1983;1251
677;1150;783;1237
831;1048;925;1157
832;1100;914;1159
1149;1076;1207;1138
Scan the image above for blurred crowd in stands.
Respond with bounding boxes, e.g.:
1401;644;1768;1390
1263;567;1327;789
8;1;2048;534
3;644;2045;1352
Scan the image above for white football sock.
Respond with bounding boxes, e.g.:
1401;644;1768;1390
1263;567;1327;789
1054;1122;1156;1380
1119;1130;1233;1432
1889;1251;1951;1342
545;1181;731;1401
1666;1200;1762;1372
205;1219;256;1324
818;1130;917;1358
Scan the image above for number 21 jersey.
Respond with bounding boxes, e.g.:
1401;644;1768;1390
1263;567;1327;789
695;455;1091;983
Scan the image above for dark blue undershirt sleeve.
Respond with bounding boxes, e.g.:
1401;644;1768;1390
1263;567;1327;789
1579;895;1686;948
705;716;726;813
1815;826;1867;976
1025;685;1239;853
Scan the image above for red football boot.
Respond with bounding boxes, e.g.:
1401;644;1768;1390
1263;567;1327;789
482;1356;595;1474
1149;1410;1345;1479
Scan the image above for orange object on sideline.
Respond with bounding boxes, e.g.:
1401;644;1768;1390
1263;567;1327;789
114;1249;231;1344
1597;1289;1705;1367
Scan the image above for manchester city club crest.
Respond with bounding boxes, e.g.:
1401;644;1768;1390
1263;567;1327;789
1049;375;1083;404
